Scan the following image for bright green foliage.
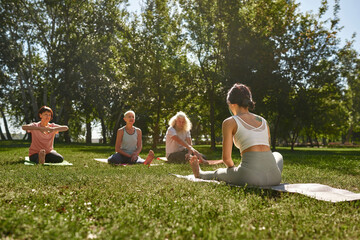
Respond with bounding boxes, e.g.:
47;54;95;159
1;0;360;147
337;41;360;143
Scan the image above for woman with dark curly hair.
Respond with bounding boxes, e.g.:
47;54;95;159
189;83;283;187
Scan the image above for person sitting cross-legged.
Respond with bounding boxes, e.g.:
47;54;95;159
107;110;154;166
22;106;69;164
165;111;207;164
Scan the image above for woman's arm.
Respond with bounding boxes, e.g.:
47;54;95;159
50;124;69;133
22;124;47;132
22;124;68;133
131;129;143;157
114;129;131;157
171;135;194;152
186;136;207;162
186;137;193;154
222;118;236;167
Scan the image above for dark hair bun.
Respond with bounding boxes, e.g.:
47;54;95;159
227;83;255;110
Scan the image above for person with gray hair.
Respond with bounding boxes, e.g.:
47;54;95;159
165;111;207;164
107;110;154;166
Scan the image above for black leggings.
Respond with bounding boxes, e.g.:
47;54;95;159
29;151;64;164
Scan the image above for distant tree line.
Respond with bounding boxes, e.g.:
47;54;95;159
1;0;359;150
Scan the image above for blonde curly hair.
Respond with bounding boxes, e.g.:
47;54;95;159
168;111;192;132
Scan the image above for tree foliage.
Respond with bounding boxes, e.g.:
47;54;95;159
1;0;359;148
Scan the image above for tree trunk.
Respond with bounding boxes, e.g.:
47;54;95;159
1;110;13;140
290;131;298;151
101;117;107;144
315;135;320;148
62;52;72;143
271;114;280;151
308;135;313;147
209;88;216;150
152;94;162;150
86;118;92;144
24;40;39;120
200;62;216;150
23;132;31;141
50;93;57;122
0;123;6;140
111;112;122;144
62;97;71;143
345;124;353;144
18;76;31;123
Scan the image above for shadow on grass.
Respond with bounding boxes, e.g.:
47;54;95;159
0;160;26;166
243;187;283;201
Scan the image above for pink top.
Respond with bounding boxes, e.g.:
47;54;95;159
27;122;58;156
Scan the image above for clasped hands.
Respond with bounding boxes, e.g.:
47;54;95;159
130;153;138;163
41;126;56;134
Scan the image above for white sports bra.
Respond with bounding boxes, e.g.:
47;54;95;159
232;115;270;153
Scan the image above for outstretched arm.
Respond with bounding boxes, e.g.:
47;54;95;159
22;124;68;133
186;136;206;162
171;135;194;153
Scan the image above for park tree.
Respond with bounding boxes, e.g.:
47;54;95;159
216;0;300;149
131;0;189;148
338;41;360;143
269;0;344;149
180;0;228;150
1;0;129;142
0;0;45;140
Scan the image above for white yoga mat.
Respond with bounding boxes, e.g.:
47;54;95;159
172;174;360;203
24;157;73;166
157;157;224;165
94;158;163;166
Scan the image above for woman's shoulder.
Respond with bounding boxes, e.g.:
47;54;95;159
223;116;237;126
166;126;175;131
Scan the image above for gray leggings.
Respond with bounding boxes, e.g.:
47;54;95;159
199;151;283;187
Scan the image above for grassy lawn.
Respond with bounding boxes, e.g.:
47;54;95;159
0;141;359;239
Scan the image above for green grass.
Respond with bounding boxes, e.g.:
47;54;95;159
0;141;359;239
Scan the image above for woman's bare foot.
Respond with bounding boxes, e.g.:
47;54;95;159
144;150;155;167
39;149;46;164
189;155;200;178
199;158;209;165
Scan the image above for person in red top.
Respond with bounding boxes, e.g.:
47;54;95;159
22;106;69;164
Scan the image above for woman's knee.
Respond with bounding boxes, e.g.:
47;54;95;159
29;154;39;164
273;152;283;172
108;153;122;164
46;153;64;163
